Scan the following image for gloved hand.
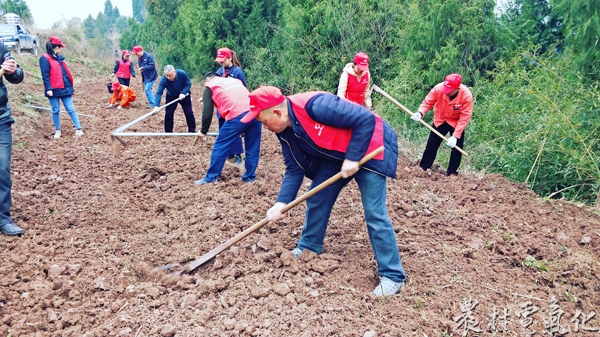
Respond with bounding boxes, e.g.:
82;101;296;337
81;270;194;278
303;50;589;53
446;136;458;148
106;104;113;109
117;105;122;110
411;111;422;122
179;93;186;101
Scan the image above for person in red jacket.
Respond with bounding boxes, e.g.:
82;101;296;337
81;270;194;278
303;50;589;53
39;36;83;139
242;86;406;297
107;82;136;109
194;72;262;185
336;51;372;109
411;74;473;177
110;50;136;86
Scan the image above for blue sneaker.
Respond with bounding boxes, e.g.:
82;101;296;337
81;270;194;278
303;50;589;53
373;277;404;297
0;223;24;236
291;247;303;258
194;178;217;185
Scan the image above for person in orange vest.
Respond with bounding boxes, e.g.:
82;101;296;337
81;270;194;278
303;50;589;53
411;73;473;177
194;72;262;185
110;50;136;86
107;82;136;109
242;86;406;297
336;51;372;109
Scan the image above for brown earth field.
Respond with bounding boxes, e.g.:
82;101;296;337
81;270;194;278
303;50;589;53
1;56;600;337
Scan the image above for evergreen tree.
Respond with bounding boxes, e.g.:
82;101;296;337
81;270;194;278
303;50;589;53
500;0;562;54
552;0;600;80
83;14;96;39
406;0;500;87
133;0;147;23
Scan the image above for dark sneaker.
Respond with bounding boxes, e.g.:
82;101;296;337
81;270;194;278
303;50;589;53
373;277;404;297
0;223;24;236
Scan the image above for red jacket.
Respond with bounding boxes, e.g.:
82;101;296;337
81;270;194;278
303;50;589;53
418;83;473;138
289;92;385;160
43;53;74;89
115;59;132;79
206;77;250;120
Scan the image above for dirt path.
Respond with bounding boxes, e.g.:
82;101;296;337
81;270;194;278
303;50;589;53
1;59;599;336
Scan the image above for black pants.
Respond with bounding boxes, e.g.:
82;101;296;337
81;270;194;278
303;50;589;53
419;121;465;175
164;95;196;133
117;77;130;86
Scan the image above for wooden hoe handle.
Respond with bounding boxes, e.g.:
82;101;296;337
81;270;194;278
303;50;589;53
372;85;468;157
184;146;385;272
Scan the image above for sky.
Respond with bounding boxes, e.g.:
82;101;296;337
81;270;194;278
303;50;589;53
24;0;133;29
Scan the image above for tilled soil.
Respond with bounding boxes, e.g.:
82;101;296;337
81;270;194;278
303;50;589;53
1;58;599;337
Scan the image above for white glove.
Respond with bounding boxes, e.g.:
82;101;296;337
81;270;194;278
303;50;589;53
106;104;113;109
411;111;422;122
446;136;458;148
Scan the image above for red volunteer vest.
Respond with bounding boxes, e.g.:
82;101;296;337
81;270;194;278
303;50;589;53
116;59;132;78
345;72;369;105
288;92;384;160
206;77;250;120
43;53;74;89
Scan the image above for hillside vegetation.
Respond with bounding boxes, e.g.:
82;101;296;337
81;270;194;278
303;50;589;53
25;0;600;206
117;0;599;205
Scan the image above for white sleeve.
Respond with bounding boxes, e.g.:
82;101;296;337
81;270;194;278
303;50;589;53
336;72;348;99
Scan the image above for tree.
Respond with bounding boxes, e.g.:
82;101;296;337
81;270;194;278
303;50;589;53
406;0;501;88
499;0;562;54
83;14;96;39
552;0;600;80
133;0;147;23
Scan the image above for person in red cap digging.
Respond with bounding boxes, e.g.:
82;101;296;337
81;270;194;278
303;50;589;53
411;73;473;177
107;82;136;110
132;45;158;108
243;86;407;297
194;72;262;185
336;51;372;109
214;47;247;165
39;36;84;139
110;50;136;86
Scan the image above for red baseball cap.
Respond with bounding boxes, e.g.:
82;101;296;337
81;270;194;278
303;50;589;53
214;47;232;62
111;81;120;90
241;86;286;123
122;50;130;56
49;36;65;48
353;52;369;71
440;74;462;94
132;46;143;53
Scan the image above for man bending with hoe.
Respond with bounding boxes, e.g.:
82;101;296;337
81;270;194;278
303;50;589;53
411;74;473;177
242;86;406;297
